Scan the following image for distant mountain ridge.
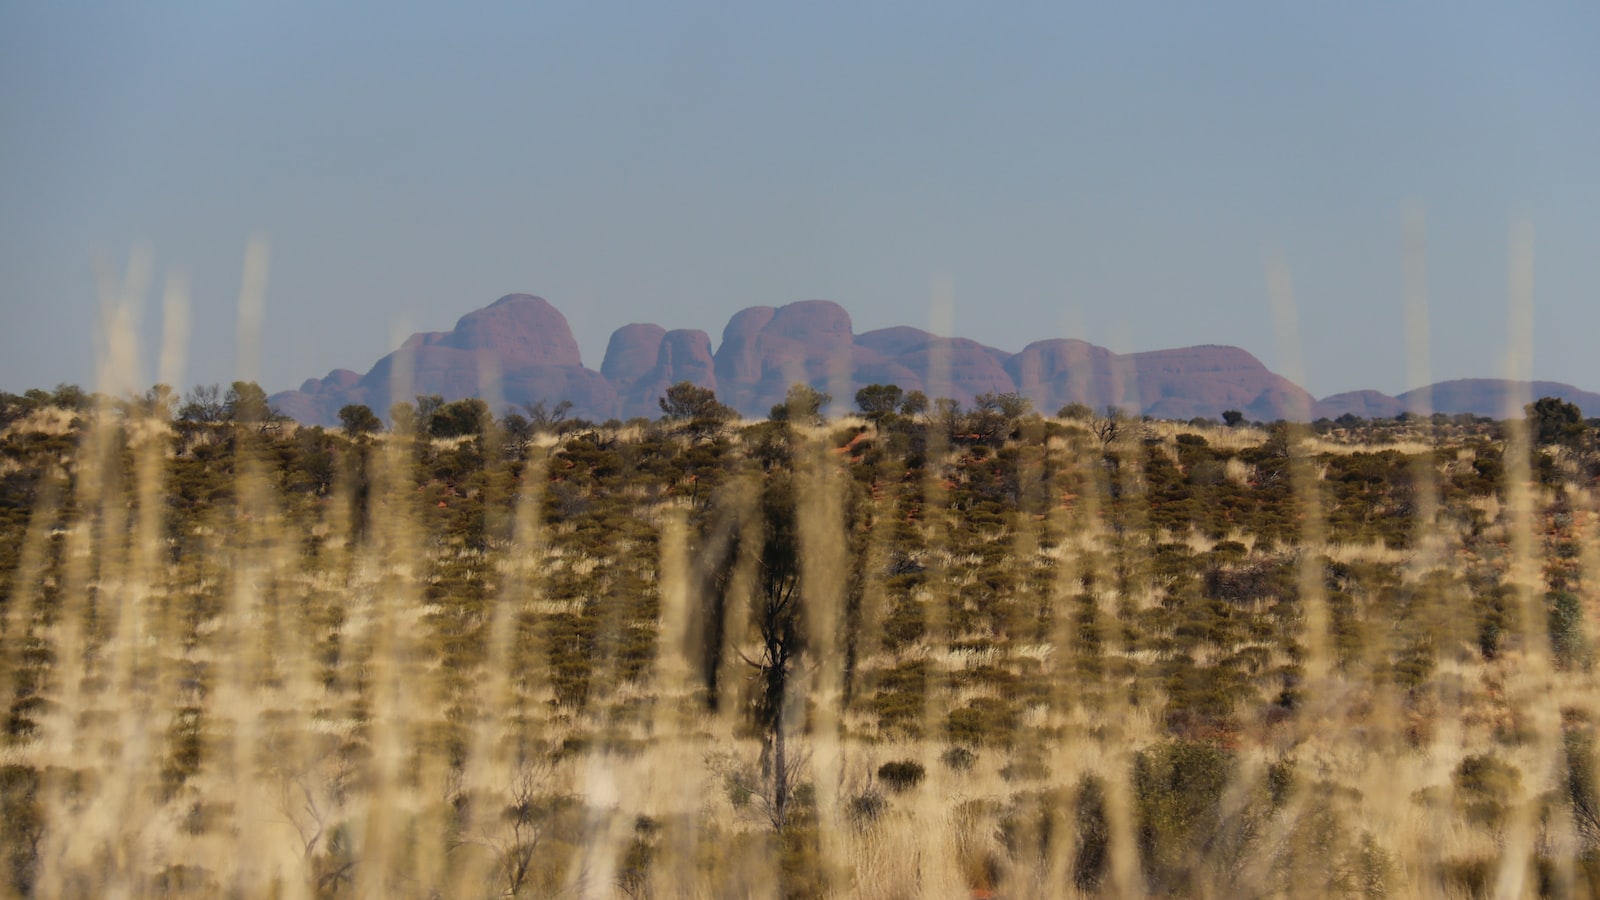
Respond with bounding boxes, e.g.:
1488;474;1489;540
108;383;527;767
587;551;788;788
1317;380;1600;421
269;294;1600;426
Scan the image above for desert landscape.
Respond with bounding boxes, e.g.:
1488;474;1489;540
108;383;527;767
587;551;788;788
4;351;1599;897
6;5;1596;897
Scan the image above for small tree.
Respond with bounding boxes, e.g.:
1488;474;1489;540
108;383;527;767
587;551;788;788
699;470;809;832
179;384;225;423
388;401;418;435
1527;396;1585;448
51;383;89;411
659;382;735;437
500;413;534;449
1058;402;1094;422
769;383;830;425
992;392;1032;420
0;393;28;428
1221;409;1245;428
522;399;574;436
428;397;491;438
899;390;929;419
337;404;383;436
931;397;963;439
745;472;806;830
1094;406;1126;444
659;382;721;420
969;391;1030;443
855;384;904;422
224;381;273;424
415;394;445;422
138;384;179;420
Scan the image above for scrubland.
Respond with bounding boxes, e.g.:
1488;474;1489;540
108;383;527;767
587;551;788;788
2;385;1599;899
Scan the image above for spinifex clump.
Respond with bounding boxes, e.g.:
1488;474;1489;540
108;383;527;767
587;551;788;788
4;354;1600;896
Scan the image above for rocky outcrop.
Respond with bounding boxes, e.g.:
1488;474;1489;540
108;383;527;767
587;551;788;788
1000;340;1315;421
856;327;1042;405
1398;380;1600;419
1314;381;1600;421
1314;390;1406;420
712;300;856;415
865;333;1015;406
599;323;666;397
1128;345;1317;422
268;293;1600;428
270;294;616;425
446;294;584;366
619;329;717;420
1005;339;1122;413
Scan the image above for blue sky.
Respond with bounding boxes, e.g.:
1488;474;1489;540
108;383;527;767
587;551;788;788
3;3;1597;400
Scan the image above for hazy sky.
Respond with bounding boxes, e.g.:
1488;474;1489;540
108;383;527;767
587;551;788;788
3;3;1597;400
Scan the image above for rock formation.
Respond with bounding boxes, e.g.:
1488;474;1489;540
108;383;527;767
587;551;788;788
617;329;717;420
271;294;616;424
267;293;1600;427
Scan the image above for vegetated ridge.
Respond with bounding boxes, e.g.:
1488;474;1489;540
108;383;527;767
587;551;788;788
269;293;1600;426
5;386;1600;896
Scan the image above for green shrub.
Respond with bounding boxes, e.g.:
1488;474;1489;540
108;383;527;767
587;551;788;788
1133;739;1235;894
945;696;1018;748
1549;590;1591;670
1454;754;1521;828
846;789;887;827
877;759;926;792
941;746;977;772
0;765;40;896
